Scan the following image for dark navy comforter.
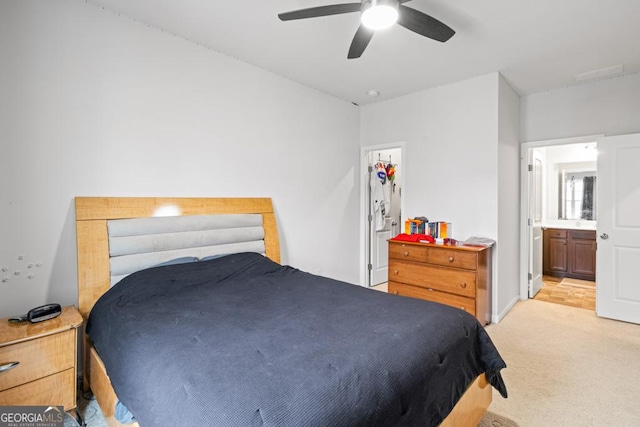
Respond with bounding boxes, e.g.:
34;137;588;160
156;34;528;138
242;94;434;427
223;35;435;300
87;252;506;426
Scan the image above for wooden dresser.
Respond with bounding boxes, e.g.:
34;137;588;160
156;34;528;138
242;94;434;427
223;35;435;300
0;306;82;410
388;241;492;324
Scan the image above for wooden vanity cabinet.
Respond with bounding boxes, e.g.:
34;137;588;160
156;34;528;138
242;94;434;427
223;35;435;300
543;228;596;281
545;229;568;273
387;241;492;325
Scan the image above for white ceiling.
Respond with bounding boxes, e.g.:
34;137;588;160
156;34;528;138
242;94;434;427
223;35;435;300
90;0;640;105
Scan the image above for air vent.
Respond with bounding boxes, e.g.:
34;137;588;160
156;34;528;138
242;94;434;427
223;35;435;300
574;64;624;82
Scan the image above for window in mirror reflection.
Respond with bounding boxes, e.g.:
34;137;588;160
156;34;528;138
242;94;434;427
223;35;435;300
560;171;596;220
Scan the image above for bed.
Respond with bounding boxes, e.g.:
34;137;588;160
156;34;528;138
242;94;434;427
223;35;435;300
75;197;507;427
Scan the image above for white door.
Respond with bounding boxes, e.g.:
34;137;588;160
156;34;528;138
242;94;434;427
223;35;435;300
371;218;392;286
597;133;640;324
368;158;391;286
529;225;543;297
363;146;402;286
528;149;544;297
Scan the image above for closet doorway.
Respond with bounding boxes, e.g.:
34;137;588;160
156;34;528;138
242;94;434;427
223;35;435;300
360;143;404;287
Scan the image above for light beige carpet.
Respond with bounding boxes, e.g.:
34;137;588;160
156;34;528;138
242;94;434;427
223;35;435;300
485;299;640;426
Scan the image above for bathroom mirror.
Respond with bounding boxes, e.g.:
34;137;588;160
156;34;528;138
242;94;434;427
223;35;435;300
559;170;597;220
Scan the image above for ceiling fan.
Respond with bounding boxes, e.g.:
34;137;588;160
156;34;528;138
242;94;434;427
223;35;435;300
278;0;455;59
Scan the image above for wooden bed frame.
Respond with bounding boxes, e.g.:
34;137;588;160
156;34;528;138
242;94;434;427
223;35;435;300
75;197;491;426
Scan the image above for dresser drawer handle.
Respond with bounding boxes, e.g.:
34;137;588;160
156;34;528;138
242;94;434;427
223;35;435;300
460;282;467;288
460;307;466;311
0;361;19;373
448;256;454;262
393;270;399;275
392;290;398;295
403;251;409;257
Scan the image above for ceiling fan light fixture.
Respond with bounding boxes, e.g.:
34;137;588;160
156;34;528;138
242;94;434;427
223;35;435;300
361;0;398;30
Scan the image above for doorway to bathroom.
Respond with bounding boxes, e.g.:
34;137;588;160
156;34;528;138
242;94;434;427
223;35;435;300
520;135;599;310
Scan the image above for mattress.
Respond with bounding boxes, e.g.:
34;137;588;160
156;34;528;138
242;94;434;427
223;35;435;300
86;252;507;426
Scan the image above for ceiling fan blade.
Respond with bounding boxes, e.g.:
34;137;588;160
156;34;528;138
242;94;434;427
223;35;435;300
397;5;455;42
278;3;361;21
348;25;375;59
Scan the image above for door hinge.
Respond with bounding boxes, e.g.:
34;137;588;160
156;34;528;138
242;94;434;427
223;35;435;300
528;218;532;226
528;164;533;172
368;165;373;173
367;263;373;271
368;214;373;222
528;272;532;281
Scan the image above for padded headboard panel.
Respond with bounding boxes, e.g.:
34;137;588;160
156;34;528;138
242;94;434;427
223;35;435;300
75;197;280;320
107;214;265;286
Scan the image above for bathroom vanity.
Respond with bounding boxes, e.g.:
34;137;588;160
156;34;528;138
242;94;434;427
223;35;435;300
542;227;596;281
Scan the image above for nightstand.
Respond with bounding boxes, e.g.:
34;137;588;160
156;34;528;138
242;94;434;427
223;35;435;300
0;305;82;410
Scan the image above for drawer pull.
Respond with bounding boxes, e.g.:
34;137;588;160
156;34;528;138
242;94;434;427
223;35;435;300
460;282;467;288
448;256;454;262
403;251;409;257
460;307;466;311
0;361;19;373
393;270;399;275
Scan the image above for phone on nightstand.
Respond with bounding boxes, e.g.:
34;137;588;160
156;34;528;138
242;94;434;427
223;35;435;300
8;303;62;323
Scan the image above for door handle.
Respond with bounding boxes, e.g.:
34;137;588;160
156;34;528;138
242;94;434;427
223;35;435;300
600;233;609;240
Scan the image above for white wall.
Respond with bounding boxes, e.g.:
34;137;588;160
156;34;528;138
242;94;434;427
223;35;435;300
360;74;500;239
496;75;522;320
521;73;640;142
360;73;520;322
0;0;361;317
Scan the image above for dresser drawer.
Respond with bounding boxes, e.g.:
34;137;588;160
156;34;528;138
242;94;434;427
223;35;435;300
389;260;476;298
426;248;478;270
0;368;75;410
0;329;75;391
388;282;476;316
389;243;428;262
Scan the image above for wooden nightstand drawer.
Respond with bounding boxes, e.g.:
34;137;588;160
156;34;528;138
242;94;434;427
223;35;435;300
0;368;75;408
426;248;477;270
0;329;75;392
389;244;428;262
389;260;476;298
388;282;476;316
0;306;82;411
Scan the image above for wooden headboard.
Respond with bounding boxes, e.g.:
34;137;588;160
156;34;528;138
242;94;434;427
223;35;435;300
75;197;280;320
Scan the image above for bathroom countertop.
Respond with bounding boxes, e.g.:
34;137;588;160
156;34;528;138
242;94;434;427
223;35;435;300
540;222;597;231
